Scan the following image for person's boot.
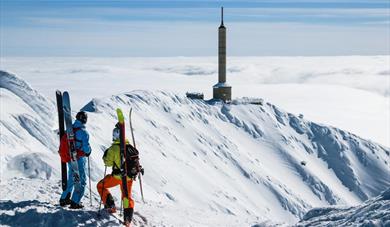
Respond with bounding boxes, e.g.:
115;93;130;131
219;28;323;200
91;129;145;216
69;201;84;209
104;194;116;213
123;208;133;226
65;192;71;201
59;193;71;206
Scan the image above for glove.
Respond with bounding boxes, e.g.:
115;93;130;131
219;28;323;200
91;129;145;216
130;167;138;175
139;166;144;175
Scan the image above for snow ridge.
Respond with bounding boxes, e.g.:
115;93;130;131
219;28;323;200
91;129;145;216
0;70;54;121
1;72;389;226
80;90;389;225
0;71;57;181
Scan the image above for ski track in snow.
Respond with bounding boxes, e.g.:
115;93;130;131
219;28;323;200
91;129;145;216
0;69;389;226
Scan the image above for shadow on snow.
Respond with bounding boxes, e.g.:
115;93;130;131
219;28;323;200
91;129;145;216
0;200;118;227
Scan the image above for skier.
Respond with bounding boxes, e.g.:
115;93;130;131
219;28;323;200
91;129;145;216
97;124;144;225
59;111;91;209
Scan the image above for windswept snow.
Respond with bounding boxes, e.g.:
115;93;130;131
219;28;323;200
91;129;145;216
296;188;390;226
0;70;54;121
1;68;389;226
81;90;389;225
0;71;57;181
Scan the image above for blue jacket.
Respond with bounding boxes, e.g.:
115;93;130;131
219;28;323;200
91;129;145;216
73;120;91;156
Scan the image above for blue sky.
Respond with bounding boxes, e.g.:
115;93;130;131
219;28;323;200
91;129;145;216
1;0;389;56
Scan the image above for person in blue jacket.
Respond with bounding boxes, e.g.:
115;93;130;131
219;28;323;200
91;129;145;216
59;111;91;209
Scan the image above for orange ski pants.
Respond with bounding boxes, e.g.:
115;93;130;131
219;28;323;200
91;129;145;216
97;174;134;209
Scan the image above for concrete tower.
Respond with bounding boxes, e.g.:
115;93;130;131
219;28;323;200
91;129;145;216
213;7;231;102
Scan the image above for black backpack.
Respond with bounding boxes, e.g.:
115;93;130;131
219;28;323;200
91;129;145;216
123;144;140;178
105;143;140;178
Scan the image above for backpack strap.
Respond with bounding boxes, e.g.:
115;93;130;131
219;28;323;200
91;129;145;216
73;127;82;142
72;127;84;159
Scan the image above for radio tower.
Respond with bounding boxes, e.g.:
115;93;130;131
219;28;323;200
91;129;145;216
213;7;232;102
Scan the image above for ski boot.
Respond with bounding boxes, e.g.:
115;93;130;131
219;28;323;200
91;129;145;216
59;193;71;206
104;194;117;213
123;208;133;227
69;201;84;209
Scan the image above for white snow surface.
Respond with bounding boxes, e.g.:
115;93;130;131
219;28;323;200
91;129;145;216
0;178;148;227
1;70;389;226
0;71;57;180
296;188;390;226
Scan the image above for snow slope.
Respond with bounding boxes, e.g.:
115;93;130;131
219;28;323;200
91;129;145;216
1;71;389;226
296;188;390;226
82;90;390;225
0;71;147;226
0;71;57;181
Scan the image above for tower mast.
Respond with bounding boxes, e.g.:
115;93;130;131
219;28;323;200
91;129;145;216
221;7;224;26
213;7;231;102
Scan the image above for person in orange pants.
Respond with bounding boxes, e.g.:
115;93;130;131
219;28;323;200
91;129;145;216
97;124;143;225
97;175;135;213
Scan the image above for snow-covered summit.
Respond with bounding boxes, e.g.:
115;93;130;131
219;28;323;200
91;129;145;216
1;72;389;226
82;90;389;225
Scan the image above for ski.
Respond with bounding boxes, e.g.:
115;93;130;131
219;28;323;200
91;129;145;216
62;92;81;184
56;90;67;191
116;108;129;225
129;108;145;203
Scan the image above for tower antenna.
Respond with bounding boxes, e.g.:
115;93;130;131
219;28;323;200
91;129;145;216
221;7;224;26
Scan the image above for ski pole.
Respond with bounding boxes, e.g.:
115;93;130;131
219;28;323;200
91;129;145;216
97;166;107;217
138;174;145;203
88;157;92;206
130;109;136;148
129;109;145;203
120;199;123;216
